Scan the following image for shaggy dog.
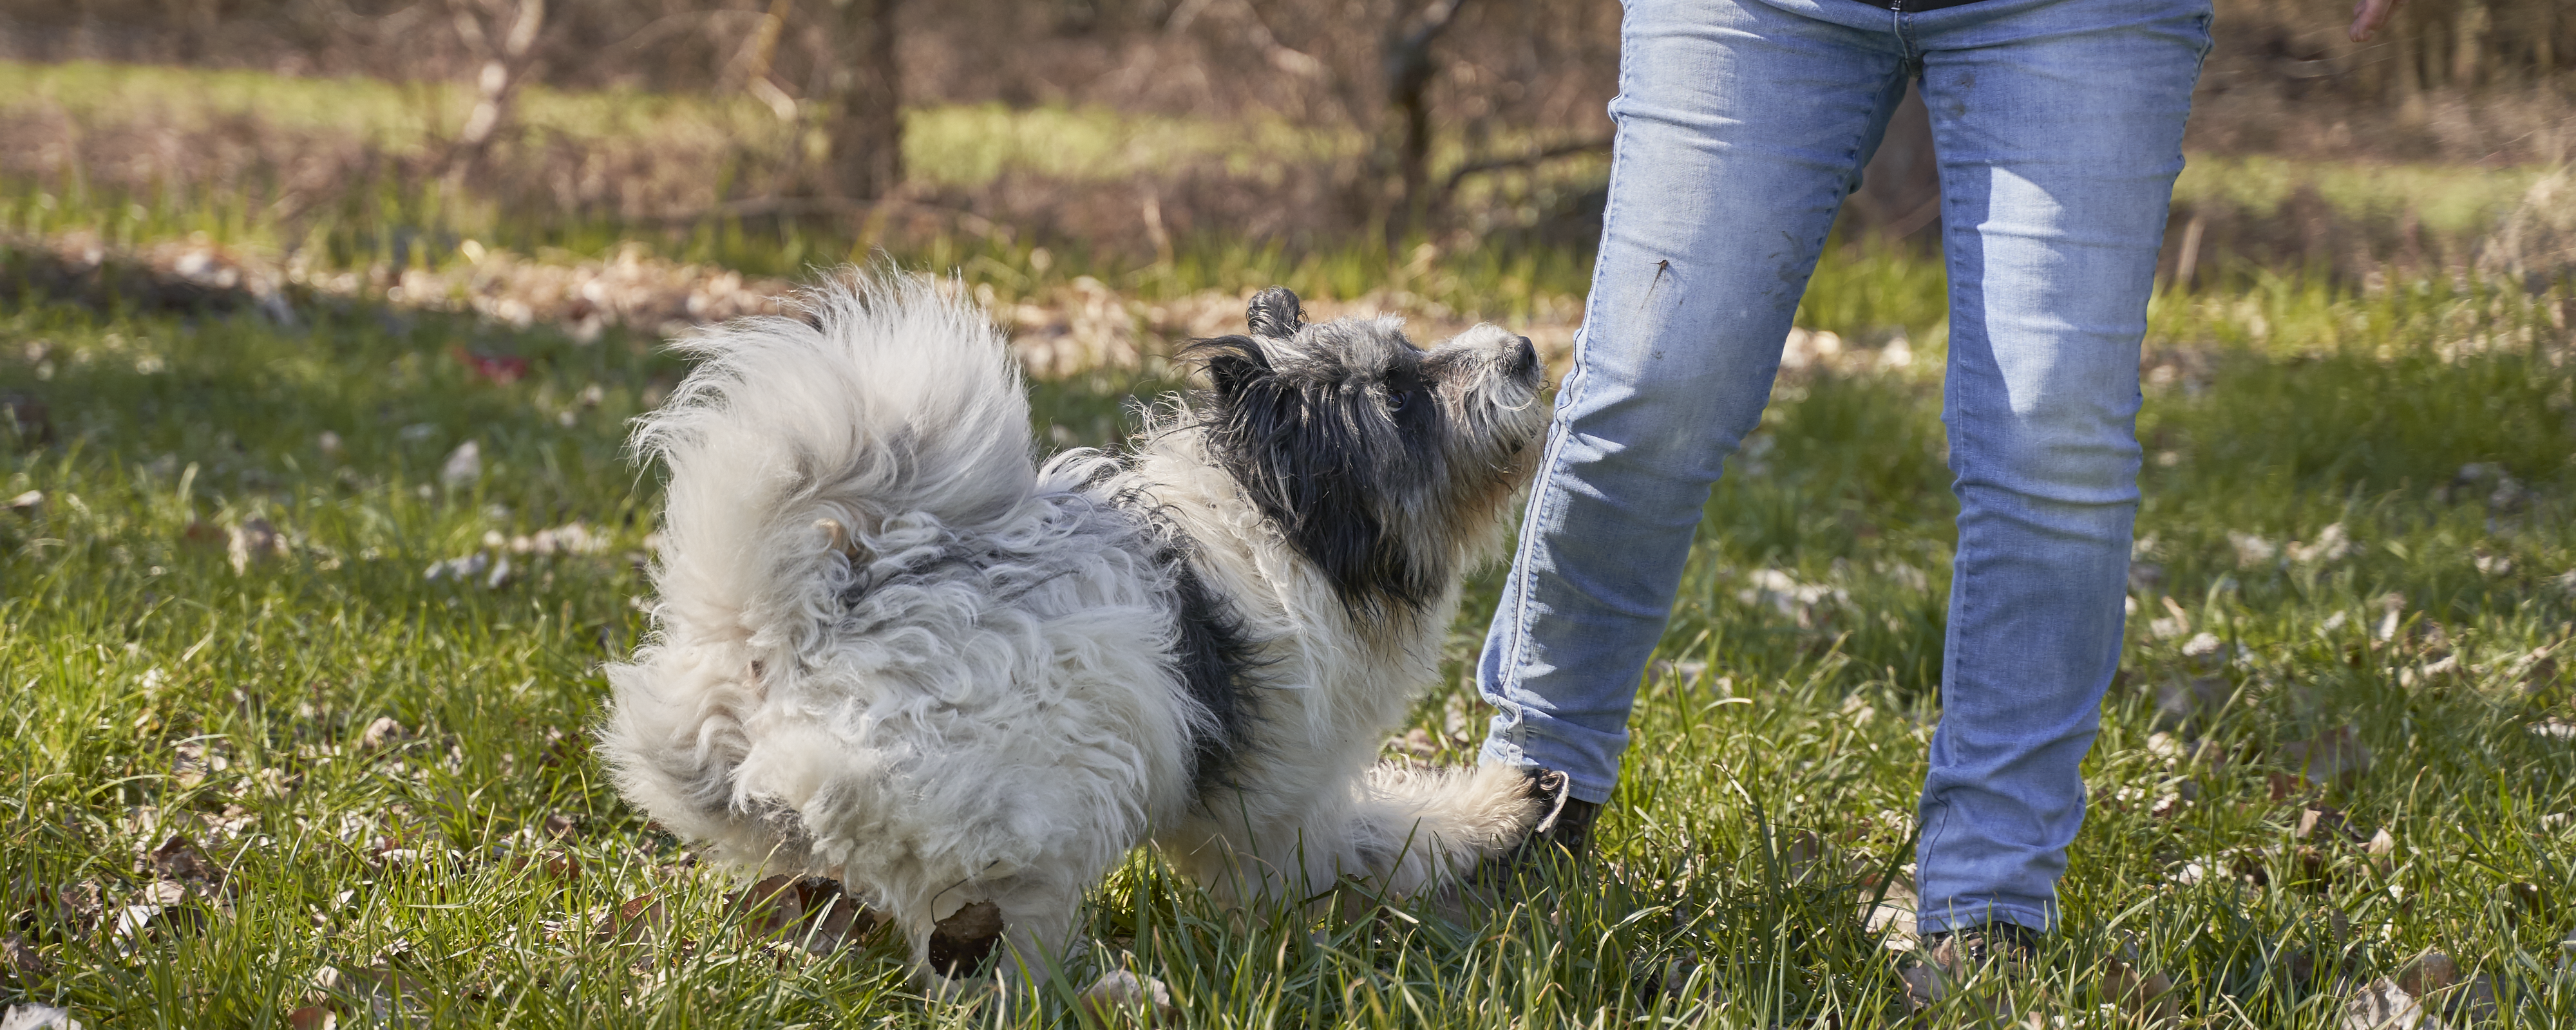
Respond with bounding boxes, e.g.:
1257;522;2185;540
597;270;1549;986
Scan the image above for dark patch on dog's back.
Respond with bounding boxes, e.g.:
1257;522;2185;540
1166;556;1264;797
1099;478;1267;801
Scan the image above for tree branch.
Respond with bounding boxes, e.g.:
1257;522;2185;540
1439;136;1612;195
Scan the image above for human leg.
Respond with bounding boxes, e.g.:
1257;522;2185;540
1905;0;2212;935
1476;0;1918;806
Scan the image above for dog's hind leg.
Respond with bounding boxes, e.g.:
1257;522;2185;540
1164;763;1541;911
1340;763;1542;897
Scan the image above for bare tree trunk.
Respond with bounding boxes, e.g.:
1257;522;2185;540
824;0;904;201
1379;0;1467;247
444;0;547;185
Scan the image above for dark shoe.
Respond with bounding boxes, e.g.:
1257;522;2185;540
1900;922;2040;1013
1523;768;1602;859
1924;922;2038;968
1473;768;1601;888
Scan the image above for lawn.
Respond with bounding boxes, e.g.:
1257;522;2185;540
4;64;2576;1030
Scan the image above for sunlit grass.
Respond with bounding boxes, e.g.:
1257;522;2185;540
2172;155;2544;238
3;53;2574;1029
4;239;2571;1026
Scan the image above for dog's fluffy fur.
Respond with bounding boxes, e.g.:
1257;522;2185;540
598;270;1549;982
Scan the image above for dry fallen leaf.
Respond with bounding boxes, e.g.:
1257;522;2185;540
1403;727;1437;757
2297;806;2373;845
148;834;227;895
596;894;666;944
1;934;48;978
2340;977;2419;1030
356;716;406;751
1081;969;1177;1025
284;1006;335;1030
727;876;880;955
1641;949;1725;1015
2101;958;2180;1024
227;517;286;574
439;441;482;488
730;875;806;940
0;1004;83;1030
805;891;876;955
51;882;102;933
2392;950;2458;997
2338;951;2491;1029
1861;872;1920;951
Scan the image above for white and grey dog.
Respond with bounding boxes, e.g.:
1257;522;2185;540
598;270;1549;984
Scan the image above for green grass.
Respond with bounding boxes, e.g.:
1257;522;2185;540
0;61;1341;185
4;235;2573;1027
3;53;2575;1029
2171;156;2544;239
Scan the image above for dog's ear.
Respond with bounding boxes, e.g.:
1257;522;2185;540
1247;286;1303;338
1184;335;1274;398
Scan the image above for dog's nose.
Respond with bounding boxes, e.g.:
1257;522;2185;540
1510;335;1539;378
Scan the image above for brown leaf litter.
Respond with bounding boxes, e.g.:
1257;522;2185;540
227;516;289;573
2340;950;2499;1030
0;1004;84;1030
146;833;229;892
93;835;235;951
3;229;1606;380
356;716;408;751
728;876;884;957
595;894;668;945
1898;934;2178;1026
1;934;48;979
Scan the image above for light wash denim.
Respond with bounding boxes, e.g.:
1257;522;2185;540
1477;0;2211;934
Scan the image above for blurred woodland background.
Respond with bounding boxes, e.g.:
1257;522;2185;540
0;0;2571;295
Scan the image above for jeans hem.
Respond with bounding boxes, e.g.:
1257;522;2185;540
1915;903;2053;938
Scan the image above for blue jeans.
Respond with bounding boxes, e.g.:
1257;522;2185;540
1477;0;2210;934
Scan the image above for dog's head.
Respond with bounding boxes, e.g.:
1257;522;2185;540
1186;286;1548;617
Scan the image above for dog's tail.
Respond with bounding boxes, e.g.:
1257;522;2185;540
1345;763;1543;895
632;270;1036;655
600;270;1037;859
